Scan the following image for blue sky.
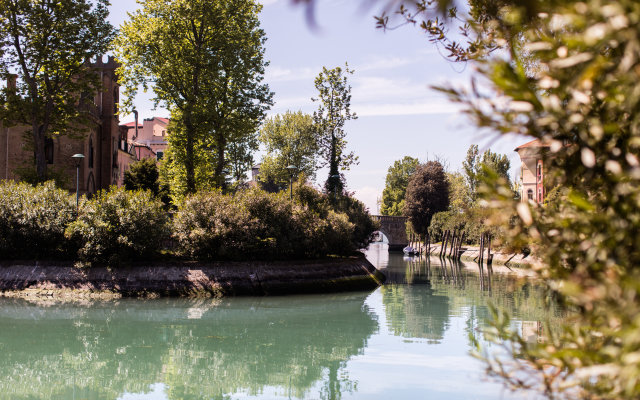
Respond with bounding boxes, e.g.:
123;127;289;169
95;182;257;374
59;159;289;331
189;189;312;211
109;0;527;212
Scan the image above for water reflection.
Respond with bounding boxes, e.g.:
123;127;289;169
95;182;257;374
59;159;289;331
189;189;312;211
0;293;377;400
369;243;561;347
0;245;562;400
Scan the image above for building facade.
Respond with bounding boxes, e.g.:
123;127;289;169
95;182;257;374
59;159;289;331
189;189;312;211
123;116;169;161
0;56;136;194
515;139;550;204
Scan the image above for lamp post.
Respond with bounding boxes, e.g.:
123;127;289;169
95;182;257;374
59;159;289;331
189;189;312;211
286;165;297;201
71;154;84;210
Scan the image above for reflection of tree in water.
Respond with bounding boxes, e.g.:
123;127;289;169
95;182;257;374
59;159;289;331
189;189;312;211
381;285;450;344
379;254;563;346
0;293;378;400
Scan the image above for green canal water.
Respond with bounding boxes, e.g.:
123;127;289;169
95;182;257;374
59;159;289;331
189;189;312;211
0;243;560;399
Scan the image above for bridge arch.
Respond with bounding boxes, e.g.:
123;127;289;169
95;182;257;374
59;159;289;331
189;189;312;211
371;215;409;251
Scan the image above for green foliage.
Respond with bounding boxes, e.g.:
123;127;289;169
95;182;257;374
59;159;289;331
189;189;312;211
114;0;272;194
404;161;450;235
123;158;160;195
380;156;420;216
172;187;366;260
258;110;318;191
0;180;76;259
429;0;640;397
65;187;168;266
312;64;358;195
13;164;71;190
463;144;511;201
0;0;115;182
446;171;470;213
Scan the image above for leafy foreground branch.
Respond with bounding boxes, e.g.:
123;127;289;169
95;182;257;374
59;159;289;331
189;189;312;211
428;0;640;398
0;181;377;266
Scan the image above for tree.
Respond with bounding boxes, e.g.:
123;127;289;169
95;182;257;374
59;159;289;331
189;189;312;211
404;161;449;236
0;0;115;182
446;171;470;214
429;0;640;398
123;158;160;195
462;144;511;201
312;64;358;195
258;110;318;191
114;0;273;195
380;156;420;216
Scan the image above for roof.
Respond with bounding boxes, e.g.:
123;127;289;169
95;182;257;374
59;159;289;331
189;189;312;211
514;139;550;152
122;121;142;128
155;117;169;124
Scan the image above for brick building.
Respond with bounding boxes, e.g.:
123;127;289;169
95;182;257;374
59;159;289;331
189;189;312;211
0;56;137;194
515;139;550;204
122;116;169;161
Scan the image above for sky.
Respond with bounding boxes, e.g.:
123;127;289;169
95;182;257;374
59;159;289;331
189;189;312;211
108;0;528;213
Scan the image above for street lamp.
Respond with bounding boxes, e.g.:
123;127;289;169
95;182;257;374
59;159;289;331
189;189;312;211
286;165;297;201
71;154;84;210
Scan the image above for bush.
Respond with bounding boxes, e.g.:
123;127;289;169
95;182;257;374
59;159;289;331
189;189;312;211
173;188;361;260
295;185;378;250
65;187;168;265
0;180;76;259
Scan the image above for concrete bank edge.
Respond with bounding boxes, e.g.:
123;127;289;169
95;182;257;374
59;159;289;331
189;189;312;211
0;256;386;300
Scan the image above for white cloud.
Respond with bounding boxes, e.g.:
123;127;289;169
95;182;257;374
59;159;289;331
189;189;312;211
356;100;461;117
265;65;318;82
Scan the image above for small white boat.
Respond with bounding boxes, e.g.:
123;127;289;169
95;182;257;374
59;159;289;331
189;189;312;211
403;246;419;256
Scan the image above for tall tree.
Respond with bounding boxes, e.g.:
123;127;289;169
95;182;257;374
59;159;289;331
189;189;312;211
114;0;273;194
446;171;470;214
312;64;358;195
463;144;511;201
258;110;318;191
380;156;420;216
404;161;449;236
0;0;115;182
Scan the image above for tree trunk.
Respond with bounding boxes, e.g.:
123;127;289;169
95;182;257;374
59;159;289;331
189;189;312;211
183;114;196;194
215;131;227;191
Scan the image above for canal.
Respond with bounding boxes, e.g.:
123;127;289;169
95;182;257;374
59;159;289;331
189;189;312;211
0;243;560;399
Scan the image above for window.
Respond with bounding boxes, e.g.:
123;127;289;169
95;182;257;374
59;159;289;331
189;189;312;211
156;151;164;160
113;86;119;115
45;138;54;164
538;188;543;203
527;189;534;200
88;137;94;169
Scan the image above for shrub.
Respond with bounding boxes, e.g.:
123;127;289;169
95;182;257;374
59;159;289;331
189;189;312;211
173;188;360;260
0;180;76;259
295;185;378;250
65;187;168;265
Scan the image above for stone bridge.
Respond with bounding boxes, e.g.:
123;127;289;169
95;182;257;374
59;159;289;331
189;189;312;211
371;215;408;251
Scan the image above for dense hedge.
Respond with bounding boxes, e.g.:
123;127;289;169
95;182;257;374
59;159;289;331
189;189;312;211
0;181;376;264
65;187;169;265
173;187;374;260
0;181;76;259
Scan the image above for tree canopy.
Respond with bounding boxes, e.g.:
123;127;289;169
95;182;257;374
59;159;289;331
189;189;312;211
312;64;358;195
0;0;115;182
114;0;272;196
404;161;449;235
462;144;511;201
380;156;420;216
258;110;318;191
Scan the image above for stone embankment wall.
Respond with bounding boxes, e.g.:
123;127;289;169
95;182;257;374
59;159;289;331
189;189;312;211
419;244;542;268
0;256;385;299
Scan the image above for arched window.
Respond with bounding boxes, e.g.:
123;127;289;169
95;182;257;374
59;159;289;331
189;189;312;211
527;189;534;200
88;136;94;169
45;138;54;164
